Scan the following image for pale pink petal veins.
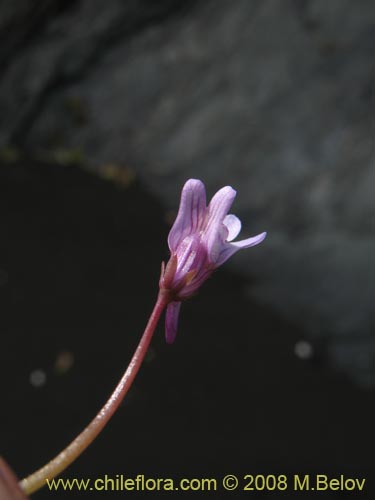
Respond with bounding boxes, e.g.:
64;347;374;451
165;301;182;344
168;179;206;252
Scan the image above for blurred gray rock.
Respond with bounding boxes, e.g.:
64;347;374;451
0;0;374;386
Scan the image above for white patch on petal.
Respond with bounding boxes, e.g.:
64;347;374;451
205;186;237;261
223;214;242;241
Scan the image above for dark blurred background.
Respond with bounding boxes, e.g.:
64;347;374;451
0;1;374;498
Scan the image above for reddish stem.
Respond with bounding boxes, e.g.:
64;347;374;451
20;291;168;495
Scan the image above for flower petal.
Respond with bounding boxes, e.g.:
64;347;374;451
165;301;182;344
168;179;207;252
215;231;267;266
223;214;242;241
206;186;236;229
231;231;267;249
205;186;237;263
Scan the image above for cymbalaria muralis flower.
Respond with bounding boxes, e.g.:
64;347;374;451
159;179;267;343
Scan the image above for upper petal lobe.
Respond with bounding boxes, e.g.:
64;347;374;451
168;179;207;252
205;186;237;262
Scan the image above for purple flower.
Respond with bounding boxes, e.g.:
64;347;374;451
159;179;266;343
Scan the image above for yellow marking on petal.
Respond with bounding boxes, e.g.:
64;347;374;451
184;269;197;285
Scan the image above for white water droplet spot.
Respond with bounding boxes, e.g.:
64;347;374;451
294;340;313;360
29;369;46;388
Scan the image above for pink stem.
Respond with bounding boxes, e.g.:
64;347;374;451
20;292;168;495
